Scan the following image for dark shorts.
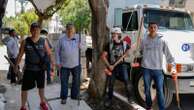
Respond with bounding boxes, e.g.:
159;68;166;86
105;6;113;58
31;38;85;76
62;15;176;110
22;69;45;91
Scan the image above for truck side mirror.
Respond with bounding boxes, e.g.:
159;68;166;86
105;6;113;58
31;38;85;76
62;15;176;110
114;8;122;27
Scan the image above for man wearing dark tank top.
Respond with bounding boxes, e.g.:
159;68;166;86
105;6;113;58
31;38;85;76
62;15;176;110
15;22;54;110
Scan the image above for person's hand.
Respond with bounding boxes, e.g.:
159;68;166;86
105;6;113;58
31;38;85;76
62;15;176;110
171;68;177;80
13;65;19;74
108;65;114;71
51;63;55;72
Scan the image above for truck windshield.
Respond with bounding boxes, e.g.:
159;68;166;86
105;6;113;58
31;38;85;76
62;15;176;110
144;9;194;30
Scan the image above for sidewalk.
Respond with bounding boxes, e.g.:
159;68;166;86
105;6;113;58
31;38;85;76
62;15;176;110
0;45;92;110
3;83;92;110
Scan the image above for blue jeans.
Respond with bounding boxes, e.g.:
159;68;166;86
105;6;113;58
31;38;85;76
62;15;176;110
108;63;133;100
60;65;81;100
142;68;165;110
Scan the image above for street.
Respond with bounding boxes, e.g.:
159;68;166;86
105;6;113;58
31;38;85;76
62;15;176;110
114;75;194;110
167;94;194;110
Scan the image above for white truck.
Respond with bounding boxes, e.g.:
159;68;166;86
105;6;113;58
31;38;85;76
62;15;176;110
107;2;194;108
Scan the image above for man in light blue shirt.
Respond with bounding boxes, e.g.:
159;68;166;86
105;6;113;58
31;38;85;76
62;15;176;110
55;23;83;104
6;29;19;84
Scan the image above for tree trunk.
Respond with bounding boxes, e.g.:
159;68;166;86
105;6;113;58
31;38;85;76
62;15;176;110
0;0;8;39
88;0;109;99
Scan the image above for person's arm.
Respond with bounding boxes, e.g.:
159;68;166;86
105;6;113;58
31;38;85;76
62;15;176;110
46;38;52;49
7;40;14;56
15;40;25;72
163;41;175;64
101;51;111;67
163;40;176;74
44;39;55;69
101;43;111;68
55;39;61;68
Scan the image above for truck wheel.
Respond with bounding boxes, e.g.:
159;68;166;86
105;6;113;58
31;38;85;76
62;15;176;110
134;72;157;107
134;72;173;108
164;79;173;108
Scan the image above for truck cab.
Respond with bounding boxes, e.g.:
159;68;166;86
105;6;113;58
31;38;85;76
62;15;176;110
109;4;194;108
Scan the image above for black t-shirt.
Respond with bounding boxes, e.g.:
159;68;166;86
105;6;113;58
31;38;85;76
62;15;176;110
105;41;130;64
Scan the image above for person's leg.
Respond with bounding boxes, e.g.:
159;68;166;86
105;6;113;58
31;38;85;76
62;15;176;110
152;70;165;110
60;67;70;100
36;70;46;102
39;88;45;102
21;70;36;109
71;65;81;99
104;67;117;107
39;89;48;110
142;68;153;109
10;58;16;83
21;90;28;108
7;65;11;80
36;70;49;110
107;67;117;100
46;62;51;84
120;64;134;101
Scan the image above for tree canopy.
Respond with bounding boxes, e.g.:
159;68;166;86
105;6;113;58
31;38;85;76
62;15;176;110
3;10;38;37
58;0;91;32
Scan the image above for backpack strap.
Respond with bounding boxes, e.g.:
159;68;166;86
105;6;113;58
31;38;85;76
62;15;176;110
26;37;44;62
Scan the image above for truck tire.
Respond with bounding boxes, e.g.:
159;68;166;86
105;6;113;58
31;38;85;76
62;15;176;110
134;72;173;108
164;78;173;108
134;72;157;107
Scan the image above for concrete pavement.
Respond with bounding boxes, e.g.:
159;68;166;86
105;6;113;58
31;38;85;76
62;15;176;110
3;83;92;110
0;45;92;110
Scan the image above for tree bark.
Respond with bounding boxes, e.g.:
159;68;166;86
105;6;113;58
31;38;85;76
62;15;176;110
88;0;109;98
0;0;8;39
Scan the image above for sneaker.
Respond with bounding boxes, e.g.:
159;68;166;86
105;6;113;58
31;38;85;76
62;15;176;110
40;102;48;110
61;99;66;104
20;107;27;110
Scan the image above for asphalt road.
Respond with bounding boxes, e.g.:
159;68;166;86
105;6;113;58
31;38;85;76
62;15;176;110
167;94;194;110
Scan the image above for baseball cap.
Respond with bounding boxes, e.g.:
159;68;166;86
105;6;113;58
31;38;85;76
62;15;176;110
40;28;48;34
111;27;122;34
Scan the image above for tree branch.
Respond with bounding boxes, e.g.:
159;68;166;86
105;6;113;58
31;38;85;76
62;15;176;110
29;0;42;16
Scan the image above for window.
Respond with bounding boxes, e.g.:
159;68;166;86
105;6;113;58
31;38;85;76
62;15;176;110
144;9;193;30
122;11;138;31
